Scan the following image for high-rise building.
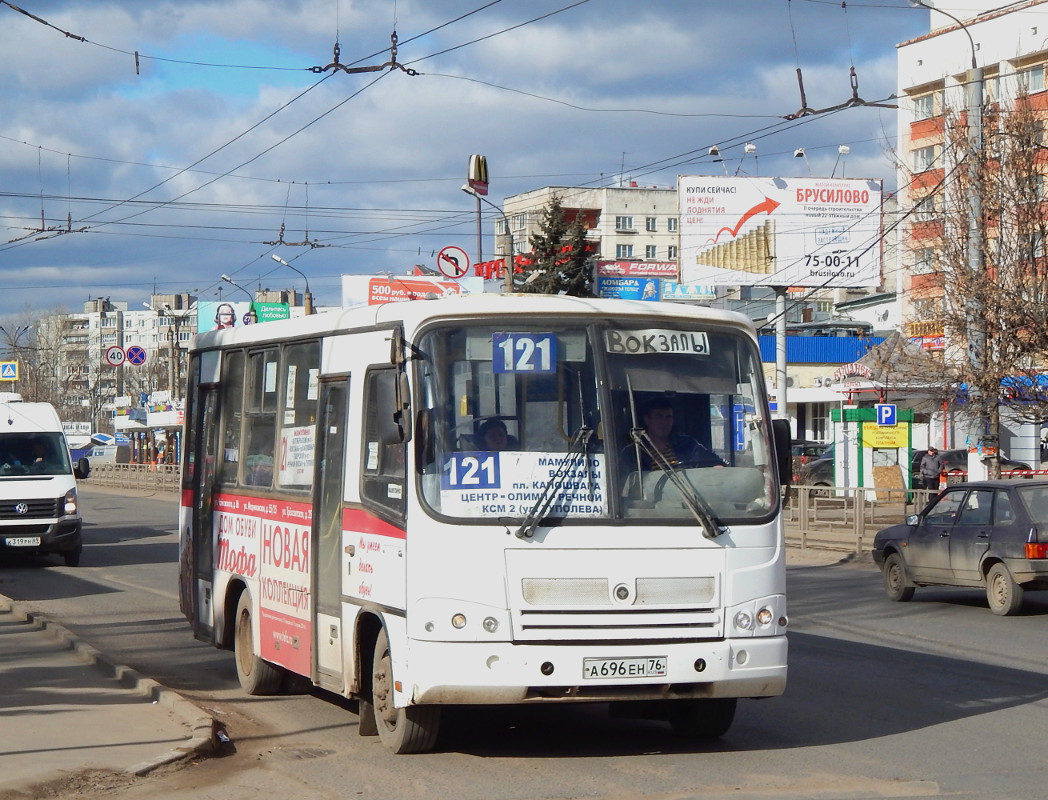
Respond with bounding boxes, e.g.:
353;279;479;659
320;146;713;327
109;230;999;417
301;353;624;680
897;0;1048;353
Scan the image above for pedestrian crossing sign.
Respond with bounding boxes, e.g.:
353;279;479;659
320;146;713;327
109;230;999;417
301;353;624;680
0;361;18;381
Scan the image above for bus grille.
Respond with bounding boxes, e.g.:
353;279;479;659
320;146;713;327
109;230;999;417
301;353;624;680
0;498;60;520
514;576;722;641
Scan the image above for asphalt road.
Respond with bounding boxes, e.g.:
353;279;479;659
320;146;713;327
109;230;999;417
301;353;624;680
3;486;1048;799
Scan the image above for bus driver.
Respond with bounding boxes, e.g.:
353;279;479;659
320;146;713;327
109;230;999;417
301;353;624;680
628;397;726;470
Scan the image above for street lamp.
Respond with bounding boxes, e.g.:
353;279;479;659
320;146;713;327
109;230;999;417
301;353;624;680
271;254;314;315
462;185;514;293
219;275;258;323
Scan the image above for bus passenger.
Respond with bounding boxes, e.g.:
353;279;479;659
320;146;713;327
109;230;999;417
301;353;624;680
627;397;725;470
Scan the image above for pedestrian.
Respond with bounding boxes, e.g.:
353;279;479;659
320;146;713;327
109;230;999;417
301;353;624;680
918;447;944;491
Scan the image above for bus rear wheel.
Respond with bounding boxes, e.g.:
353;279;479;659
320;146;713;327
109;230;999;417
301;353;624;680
372;628;440;753
234;592;284;695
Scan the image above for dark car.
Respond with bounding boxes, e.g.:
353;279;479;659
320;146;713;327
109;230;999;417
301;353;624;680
795;442;834;495
909;448;1032;487
790;439;828;480
873;479;1048;615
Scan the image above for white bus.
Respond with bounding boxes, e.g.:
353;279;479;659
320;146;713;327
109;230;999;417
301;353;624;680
178;294;791;753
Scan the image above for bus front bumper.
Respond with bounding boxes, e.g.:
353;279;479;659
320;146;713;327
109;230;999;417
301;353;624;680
406;637;787;705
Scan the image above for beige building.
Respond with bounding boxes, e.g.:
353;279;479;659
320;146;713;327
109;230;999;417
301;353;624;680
500;184;680;265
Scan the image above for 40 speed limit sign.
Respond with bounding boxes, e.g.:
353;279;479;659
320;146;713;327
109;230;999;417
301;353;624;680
105;346;126;366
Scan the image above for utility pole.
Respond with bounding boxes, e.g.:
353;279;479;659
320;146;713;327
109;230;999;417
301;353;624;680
774;288;788;422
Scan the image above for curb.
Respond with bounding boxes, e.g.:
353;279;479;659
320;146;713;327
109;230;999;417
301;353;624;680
0;594;218;777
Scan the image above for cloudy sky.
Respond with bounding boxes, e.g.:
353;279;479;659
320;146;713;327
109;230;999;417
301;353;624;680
0;0;930;320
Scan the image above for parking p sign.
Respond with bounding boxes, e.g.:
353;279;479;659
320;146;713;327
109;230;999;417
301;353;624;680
875;403;897;426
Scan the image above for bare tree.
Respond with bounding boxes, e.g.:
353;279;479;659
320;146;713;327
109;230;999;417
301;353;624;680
904;92;1048;473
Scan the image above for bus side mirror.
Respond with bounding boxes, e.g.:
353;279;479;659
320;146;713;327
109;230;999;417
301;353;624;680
394;371;412;442
414;408;434;469
390;327;406;366
75;457;91;479
772;419;790;487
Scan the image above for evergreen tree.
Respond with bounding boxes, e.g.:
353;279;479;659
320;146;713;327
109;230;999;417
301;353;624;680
517;196;594;296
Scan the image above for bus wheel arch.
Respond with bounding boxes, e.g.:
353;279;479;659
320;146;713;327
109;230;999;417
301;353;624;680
354;612;383;737
218;580;249;651
371;626;440;753
232;590;284;695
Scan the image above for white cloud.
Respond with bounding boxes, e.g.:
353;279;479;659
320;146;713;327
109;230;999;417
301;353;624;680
0;0;928;316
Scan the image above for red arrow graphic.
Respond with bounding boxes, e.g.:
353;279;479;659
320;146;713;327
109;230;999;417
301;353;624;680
705;196;781;246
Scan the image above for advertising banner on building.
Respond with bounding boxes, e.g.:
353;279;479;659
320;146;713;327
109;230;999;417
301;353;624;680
678;175;882;288
198;301;255;333
596;260;679;278
660;281;716;302
253;302;290;323
596;277;661;301
341;275;483;307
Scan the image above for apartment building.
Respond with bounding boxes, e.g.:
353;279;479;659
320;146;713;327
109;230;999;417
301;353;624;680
500;184;679;258
897;0;1048;352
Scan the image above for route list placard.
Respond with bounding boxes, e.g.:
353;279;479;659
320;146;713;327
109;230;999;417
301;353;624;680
440;452;606;517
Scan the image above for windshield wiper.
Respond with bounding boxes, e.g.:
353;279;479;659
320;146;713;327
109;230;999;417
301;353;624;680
628;427;729;539
515;425;594;540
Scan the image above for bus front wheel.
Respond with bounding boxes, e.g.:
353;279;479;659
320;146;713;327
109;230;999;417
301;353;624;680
669;698;737;739
371;628;440;753
234;592;284;695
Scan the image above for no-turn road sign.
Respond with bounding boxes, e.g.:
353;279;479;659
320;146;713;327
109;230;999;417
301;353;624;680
437;245;470;279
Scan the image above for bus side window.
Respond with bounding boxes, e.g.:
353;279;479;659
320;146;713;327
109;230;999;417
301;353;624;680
275;341;320;491
218;351;245;486
361;368;406;518
243;349;279;488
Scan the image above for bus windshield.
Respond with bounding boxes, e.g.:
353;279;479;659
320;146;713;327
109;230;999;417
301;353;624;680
416;319;776;524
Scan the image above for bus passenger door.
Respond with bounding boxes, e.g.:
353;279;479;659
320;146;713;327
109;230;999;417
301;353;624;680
185;387;220;639
313;378;348;691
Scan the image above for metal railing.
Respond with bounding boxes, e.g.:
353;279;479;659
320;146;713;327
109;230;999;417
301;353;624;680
79;467;926;555
785;484;939;554
83;463;181;494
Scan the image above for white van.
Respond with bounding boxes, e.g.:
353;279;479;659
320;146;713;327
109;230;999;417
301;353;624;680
0;396;90;566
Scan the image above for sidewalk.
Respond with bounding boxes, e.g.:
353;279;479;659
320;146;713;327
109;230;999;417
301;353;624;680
0;595;216;796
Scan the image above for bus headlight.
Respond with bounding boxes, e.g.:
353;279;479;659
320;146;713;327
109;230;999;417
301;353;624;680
733;611;754;631
756;607;774;627
451;613;467;629
482;616;499;633
63;488;78;516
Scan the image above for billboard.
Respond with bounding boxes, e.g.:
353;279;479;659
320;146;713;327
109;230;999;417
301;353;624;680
198;301;255;333
596;277;661;301
341;275;483;308
678;176;882;288
596;260;678;278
